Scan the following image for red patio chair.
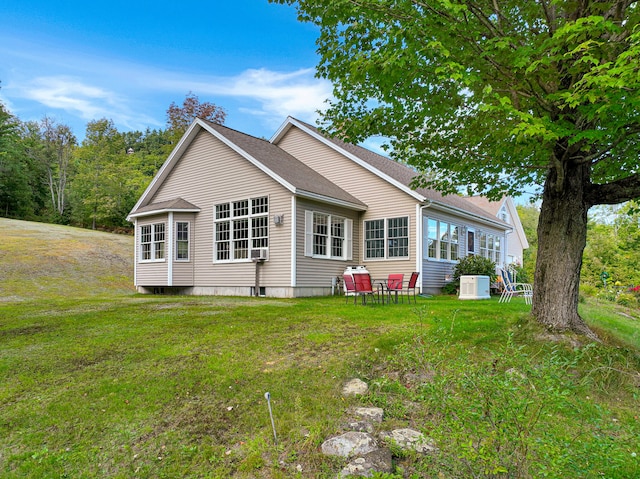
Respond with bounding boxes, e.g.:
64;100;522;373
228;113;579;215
386;273;404;303
343;274;358;304
353;273;381;305
402;272;420;303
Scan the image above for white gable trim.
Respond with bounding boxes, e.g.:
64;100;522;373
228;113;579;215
296;190;368;212
429;202;512;231
127;120;204;222
504;197;530;249
128;207;201;220
272;117;426;203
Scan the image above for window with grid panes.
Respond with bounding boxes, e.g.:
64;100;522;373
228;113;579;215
175;222;189;260
388;217;408;258
214;197;268;261
424;218;459;261
304;211;351;260
140;223;166;261
364;217;409;259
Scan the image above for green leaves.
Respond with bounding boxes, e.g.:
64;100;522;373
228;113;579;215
276;0;640;201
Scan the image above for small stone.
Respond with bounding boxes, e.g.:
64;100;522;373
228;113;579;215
380;428;437;455
342;379;369;396
321;432;377;457
347;421;374;433
339;448;393;477
354;407;384;423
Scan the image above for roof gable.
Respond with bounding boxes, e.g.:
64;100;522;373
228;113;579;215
128;119;366;220
272;117;509;229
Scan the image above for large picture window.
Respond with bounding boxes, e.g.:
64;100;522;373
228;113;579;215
424;218;459;261
140;223;165;261
364;216;409;260
214;197;268;262
305;211;352;260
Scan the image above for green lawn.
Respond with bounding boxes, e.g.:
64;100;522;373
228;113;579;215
1;219;639;478
2;294;639;478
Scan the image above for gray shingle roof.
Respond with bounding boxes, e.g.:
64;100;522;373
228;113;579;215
292;119;505;225
202;120;366;209
130;197;200;217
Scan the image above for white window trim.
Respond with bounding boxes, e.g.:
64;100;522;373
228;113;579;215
304;210;353;261
213;197;269;263
139;222;166;263
175;220;190;262
478;230;502;264
363;216;410;261
424;217;460;263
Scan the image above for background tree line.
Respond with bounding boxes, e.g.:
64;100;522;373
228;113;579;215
2;87;639;295
0;92;224;231
517;202;640;296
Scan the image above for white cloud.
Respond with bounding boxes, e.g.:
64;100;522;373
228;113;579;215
157;67;333;127
1;36;333;135
12;75;162;131
23;77;115;118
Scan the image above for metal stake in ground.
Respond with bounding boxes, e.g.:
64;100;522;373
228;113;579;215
264;392;278;446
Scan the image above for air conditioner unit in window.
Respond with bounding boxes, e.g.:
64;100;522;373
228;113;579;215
251;248;268;261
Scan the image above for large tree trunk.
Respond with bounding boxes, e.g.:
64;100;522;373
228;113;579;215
532;161;597;339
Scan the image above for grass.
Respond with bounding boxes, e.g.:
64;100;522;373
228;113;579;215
1;218;639;478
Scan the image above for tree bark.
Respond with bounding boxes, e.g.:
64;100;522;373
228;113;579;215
532;159;598;339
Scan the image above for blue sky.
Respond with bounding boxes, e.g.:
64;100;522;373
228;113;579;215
0;0;334;141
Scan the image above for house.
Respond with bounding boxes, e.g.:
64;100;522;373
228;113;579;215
465;196;529;266
127;116;522;297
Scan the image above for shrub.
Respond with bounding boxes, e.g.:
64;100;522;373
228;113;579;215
453;255;496;282
616;292;636;307
441;281;459;295
580;283;599;297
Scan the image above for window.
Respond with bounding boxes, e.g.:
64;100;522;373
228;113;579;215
175;222;189;261
305;211;352;260
214;197;268;261
364;216;409;260
313;212;328;256
479;231;501;263
140;223;165;261
365;219;385;259
423;218;459;261
499;205;510;224
387;217;409;258
467;228;476;254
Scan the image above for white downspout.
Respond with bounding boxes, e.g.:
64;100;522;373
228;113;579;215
167;212;173;287
134;218;138;287
504;229;514;268
291;196;297;289
417;201;433;294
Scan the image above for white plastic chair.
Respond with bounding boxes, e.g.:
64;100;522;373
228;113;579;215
498;268;533;305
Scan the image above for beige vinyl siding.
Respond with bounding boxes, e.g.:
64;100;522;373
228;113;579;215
171;212;195;286
295;198;360;287
278;127;417;282
148;130;292;289
136;215;169;286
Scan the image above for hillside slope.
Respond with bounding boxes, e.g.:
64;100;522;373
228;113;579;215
0;218;135;300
